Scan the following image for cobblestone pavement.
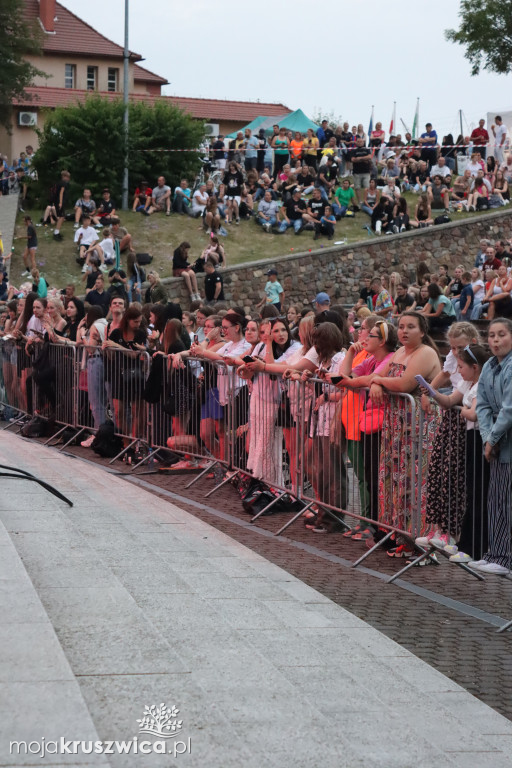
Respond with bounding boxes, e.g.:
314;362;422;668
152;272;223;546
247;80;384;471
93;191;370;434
39;437;512;725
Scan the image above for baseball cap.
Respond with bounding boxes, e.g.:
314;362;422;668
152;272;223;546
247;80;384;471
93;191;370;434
313;292;330;305
266;268;278;276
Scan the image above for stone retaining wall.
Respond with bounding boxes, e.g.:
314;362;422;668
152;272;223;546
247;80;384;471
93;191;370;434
159;209;512;310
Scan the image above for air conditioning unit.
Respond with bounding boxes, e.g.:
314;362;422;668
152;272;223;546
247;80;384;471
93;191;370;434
204;123;219;137
18;111;37;127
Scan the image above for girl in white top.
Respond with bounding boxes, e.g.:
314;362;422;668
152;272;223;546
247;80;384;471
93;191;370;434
418;344;490;563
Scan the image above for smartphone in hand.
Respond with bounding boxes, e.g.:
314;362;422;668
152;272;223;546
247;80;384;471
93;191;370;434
415;374;437;398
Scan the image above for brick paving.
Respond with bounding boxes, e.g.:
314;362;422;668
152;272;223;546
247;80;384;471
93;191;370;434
33;435;512;724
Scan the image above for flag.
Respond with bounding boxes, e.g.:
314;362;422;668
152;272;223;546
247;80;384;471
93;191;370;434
412;98;419;140
389;102;396;135
368;106;374;139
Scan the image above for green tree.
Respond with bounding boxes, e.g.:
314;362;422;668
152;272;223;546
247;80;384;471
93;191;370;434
0;0;47;130
32;96;205;202
445;0;512;75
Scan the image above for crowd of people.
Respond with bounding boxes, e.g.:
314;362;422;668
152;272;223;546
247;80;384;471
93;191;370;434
1;239;512;576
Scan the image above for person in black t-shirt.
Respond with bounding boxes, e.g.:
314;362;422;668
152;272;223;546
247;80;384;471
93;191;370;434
21;215;37;274
392;282;416;316
95;189;116;225
296;166;315;193
303;189;326;229
51;170;71;241
222;162;244;224
86;275;110;314
354;275;376;310
204;258;224;303
212;136;227;170
278;189;307;233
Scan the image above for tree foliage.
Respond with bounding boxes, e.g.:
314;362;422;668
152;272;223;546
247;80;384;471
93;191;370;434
0;0;47;130
32;97;205;202
445;0;512;75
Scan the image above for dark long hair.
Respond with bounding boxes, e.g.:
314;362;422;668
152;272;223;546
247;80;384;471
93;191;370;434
85;305;105;328
269;317;292;358
119;305;142;337
17;292;38;334
314;309;351;349
163;318;183;353
150;304;167;332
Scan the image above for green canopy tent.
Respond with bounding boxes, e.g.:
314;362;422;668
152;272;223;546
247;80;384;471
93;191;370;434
226;109;318;139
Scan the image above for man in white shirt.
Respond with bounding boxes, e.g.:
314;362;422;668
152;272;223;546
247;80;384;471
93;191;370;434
74;215;99;264
191;184;208;218
491;116;508;166
430;156;451;179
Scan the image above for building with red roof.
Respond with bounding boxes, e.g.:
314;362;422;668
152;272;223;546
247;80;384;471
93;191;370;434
0;0;291;160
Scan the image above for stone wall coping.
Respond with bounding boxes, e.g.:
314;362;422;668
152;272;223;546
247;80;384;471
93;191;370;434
156;207;512;288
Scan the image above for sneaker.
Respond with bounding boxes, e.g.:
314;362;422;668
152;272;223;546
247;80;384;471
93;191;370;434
387;545;414;558
20;270;30;277
415;530;439;548
166;211;171;216
309;524;328;534
343;524;362;538
73;223;79;228
449;551;471;563
236;217;240;225
471;561;510;575
218;226;228;236
81;264;88;273
80;434;95;448
392;225;399;234
352;528;373;541
468;559;488;567
53;233;63;241
430;532;456;550
100;264;109;272
263;222;271;232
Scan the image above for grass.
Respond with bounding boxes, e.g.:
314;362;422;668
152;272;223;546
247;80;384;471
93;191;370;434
10;194;488;292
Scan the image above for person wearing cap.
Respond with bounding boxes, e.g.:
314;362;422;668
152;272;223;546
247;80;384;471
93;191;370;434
313;292;331;313
257;269;284;312
278;188;306;234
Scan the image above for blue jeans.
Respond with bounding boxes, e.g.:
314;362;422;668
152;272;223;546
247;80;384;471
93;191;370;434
257;215;277;228
278;219;303;233
316;186;329;203
360;204;374;216
127;276;141;303
332;203;348;218
87;355;107;430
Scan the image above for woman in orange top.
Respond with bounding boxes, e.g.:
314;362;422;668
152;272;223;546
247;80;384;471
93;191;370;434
336;315;381;523
290;132;304;163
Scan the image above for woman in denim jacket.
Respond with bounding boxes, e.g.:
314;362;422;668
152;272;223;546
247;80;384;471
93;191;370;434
475;318;512;574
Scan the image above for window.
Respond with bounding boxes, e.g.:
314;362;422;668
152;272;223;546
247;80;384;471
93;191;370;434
107;68;119;92
86;66;98;91
65;63;76;89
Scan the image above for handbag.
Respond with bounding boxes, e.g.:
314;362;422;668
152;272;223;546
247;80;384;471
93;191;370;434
359;406;384;434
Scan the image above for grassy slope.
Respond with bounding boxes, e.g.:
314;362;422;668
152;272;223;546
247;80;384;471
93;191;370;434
10;196;485;292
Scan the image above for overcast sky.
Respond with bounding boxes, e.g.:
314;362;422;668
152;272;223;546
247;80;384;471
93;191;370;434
60;0;510;137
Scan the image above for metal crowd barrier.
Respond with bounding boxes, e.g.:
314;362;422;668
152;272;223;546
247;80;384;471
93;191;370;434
2;338;512;623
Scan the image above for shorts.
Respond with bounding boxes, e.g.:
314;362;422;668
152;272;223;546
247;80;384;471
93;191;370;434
173;268;189;277
353;173;370;190
55;206;65;218
201;387;224;420
224;195;241;205
215;159;227;170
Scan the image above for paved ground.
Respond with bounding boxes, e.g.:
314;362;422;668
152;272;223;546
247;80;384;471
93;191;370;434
0;194;19;270
2;430;512;768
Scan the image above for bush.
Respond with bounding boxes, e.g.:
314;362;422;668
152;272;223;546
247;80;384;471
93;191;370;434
32;96;205;201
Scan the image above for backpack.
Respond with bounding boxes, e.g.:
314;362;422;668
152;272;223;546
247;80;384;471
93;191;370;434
20;414;54;438
434;214;451;225
91;419;124;458
136;252;152;265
